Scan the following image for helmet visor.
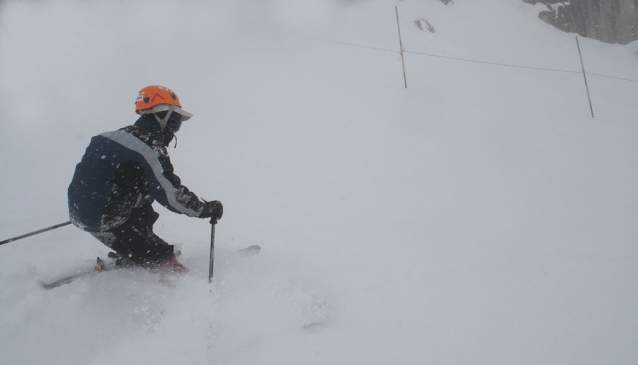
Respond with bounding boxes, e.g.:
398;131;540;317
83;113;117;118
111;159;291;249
172;106;193;121
141;104;193;121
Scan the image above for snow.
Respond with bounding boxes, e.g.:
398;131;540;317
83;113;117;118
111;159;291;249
1;0;637;364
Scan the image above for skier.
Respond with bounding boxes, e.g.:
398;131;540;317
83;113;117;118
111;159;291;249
67;85;223;273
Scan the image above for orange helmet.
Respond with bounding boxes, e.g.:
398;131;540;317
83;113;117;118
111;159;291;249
135;85;193;121
135;85;181;113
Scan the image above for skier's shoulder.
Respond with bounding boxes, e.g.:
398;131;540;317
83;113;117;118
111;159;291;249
126;122;165;149
97;124;161;149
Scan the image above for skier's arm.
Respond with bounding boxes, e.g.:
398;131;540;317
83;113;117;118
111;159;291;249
148;152;206;217
101;129;208;218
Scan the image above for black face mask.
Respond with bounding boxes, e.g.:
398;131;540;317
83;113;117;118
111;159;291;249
153;111;183;132
153;111;182;146
166;112;183;133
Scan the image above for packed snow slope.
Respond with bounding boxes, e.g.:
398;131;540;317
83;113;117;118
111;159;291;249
1;0;637;364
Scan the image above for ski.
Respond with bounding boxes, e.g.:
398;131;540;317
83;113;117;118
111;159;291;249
40;257;115;290
40;245;261;290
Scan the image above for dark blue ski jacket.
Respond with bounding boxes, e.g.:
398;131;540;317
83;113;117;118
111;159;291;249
68;116;205;232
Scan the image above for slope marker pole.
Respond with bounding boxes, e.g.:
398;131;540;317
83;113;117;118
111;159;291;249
395;6;408;89
576;36;594;118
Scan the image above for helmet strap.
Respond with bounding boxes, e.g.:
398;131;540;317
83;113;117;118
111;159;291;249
153;109;173;132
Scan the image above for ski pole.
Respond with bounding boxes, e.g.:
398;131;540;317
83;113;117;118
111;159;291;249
208;217;217;283
0;221;72;246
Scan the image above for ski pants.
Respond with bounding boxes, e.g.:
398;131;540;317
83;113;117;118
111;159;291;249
90;203;175;265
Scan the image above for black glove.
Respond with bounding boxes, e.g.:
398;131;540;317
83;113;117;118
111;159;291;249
200;200;223;220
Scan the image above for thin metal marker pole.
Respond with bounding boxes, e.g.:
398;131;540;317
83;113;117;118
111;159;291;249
576;36;594;118
208;218;217;283
0;221;72;246
395;6;408;89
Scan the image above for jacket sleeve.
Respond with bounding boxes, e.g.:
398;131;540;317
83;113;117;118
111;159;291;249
152;151;206;217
